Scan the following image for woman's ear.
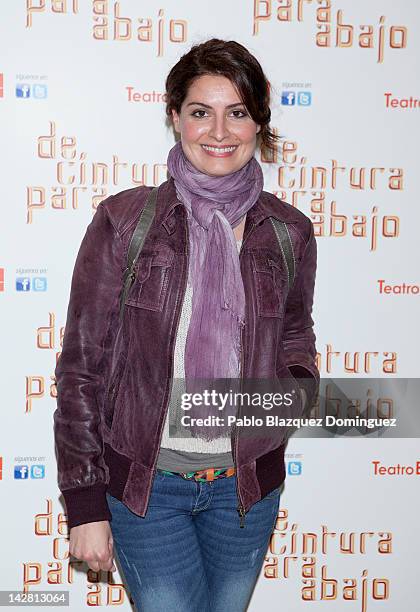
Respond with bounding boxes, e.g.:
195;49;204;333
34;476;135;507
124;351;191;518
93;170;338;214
171;109;181;133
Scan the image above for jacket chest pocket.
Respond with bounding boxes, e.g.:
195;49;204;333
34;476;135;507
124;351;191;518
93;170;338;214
251;249;287;318
125;247;175;312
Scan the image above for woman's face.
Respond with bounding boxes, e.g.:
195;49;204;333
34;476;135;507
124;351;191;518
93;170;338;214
171;74;261;177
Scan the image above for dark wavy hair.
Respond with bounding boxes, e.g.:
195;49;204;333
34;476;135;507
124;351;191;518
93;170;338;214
165;38;280;155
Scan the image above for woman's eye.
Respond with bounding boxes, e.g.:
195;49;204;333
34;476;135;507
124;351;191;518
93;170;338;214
191;109;248;119
231;110;247;118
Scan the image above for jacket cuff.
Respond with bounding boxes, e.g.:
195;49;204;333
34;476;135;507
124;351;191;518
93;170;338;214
285;351;320;382
62;482;112;531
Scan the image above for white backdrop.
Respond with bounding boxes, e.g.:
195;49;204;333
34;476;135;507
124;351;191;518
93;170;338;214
0;1;419;610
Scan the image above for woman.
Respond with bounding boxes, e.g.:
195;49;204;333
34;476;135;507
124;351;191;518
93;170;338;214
54;38;319;611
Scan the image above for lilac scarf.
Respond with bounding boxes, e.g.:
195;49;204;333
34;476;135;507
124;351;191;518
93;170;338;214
167;140;264;441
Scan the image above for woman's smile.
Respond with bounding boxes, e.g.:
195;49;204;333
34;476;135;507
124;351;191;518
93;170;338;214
200;144;239;157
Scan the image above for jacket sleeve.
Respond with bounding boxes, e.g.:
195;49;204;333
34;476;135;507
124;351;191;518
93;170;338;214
281;220;320;416
53;199;124;530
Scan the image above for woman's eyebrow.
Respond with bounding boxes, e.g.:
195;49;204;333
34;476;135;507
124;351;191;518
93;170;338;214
186;101;246;109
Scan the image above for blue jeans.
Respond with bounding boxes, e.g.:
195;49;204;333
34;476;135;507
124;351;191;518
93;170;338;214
106;470;281;612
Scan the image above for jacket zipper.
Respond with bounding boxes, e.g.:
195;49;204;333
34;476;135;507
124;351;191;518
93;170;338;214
233;321;246;527
105;319;127;429
144;207;189;507
233;222;257;528
106;380;118;430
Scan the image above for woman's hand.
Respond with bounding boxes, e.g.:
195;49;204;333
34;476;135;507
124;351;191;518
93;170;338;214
69;521;116;572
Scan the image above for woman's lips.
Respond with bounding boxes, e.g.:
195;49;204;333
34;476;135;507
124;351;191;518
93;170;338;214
200;144;238;158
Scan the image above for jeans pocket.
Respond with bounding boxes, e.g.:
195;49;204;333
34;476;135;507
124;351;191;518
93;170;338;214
106;491;122;507
264;486;281;500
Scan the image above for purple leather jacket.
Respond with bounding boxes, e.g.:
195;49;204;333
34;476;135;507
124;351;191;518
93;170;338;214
53;177;320;531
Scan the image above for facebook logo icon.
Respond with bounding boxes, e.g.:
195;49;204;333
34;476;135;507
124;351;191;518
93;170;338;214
31;465;45;479
16;277;31;291
32;277;47;291
281;91;295;106
16;83;31;98
14;465;29;479
288;461;302;475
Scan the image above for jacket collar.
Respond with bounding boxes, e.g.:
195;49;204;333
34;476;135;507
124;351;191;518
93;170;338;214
159;176;292;227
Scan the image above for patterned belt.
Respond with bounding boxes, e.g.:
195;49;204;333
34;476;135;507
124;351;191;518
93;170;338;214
158;466;235;482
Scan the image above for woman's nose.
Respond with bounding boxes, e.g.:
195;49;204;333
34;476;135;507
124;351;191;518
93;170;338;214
207;115;230;141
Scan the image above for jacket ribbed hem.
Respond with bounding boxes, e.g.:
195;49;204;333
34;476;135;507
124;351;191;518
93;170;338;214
62;438;290;529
